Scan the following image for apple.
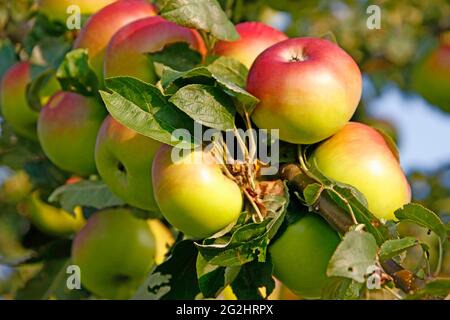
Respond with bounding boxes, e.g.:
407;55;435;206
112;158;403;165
17;191;86;237
311;122;411;220
0;62;59;140
73;0;157;82
147;219;175;265
269;214;340;299
104;16;206;83
38;0;117;22
71;208;156;299
0;170;33;204
152;145;243;239
95;115;162;211
411;36;450;111
213;22;288;69
38;91;107;175
247;37;362;144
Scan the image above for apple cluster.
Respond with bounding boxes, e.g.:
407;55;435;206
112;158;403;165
0;0;414;299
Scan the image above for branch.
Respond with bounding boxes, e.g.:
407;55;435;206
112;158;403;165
280;163;425;294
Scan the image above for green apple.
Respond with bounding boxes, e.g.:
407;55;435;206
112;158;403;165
38;91;107;175
104;16;206;83
311;122;411;220
17;191;86;237
71;208;156;299
38;0;117;22
0;170;33;204
95;115;162;211
411;33;450;112
247;37;362;144
0;62;58;140
269;214;340;299
73;0;157;82
213;21;287;69
152;145;243;239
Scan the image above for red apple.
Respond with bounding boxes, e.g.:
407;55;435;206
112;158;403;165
104;16;206;83
213;21;288;69
311;122;411;220
73;0;157;82
247;37;362;144
38;92;107;175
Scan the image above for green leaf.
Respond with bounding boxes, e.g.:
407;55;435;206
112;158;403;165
134;240;200;300
56;49;99;96
31;36;72;69
230;260;275;300
26;67;55;111
150;42;202;72
0;39;17;79
160;0;239;41
379;237;419;262
197;182;289;267
196;254;226;298
303;183;323;206
395;203;448;243
327;231;378;283
406;278;450;299
169;84;235;130
101;77;195;147
160;65;213;90
48;180;125;214
207;56;247;88
322;277;364;300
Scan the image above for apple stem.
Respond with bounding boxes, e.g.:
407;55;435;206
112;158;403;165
243;187;263;223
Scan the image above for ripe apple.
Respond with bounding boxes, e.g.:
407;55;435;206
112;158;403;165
17;191;86;237
95;115;162;211
0;62;58;140
152;145;243;239
104;16;206;83
147;219;175;265
247;37;362;144
411;36;450;111
38;0;117;22
213;22;288;69
73;0;157;82
38;91;107;175
0;170;33;204
71;208;156;299
311;122;411;220
269;214;340;299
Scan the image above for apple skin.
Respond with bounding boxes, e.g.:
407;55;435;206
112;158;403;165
311;122;411;220
38;0;117;22
270;214;340;299
104;16;207;83
0;170;33;204
95;115;162;211
152;145;243;239
0;62;60;141
247;37;362;145
147;219;175;265
38;91;107;175
411;42;450;111
213;22;288;69
17;191;86;237
74;0;157;82
71;208;156;300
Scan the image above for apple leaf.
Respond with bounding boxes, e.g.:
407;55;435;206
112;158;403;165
0;39;18;79
406;278;450;300
379;237;419;262
56;49;99;96
395;203;448;243
150;42;203;72
101;77;196;148
26;67;55;111
322;277;364;300
169;84;236;130
303;183;323;206
230;260;275;300
207;56;247;88
196;254;227;298
159;0;239;41
327;230;378;283
134;240;200;300
196;182;289;267
48;180;125;214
